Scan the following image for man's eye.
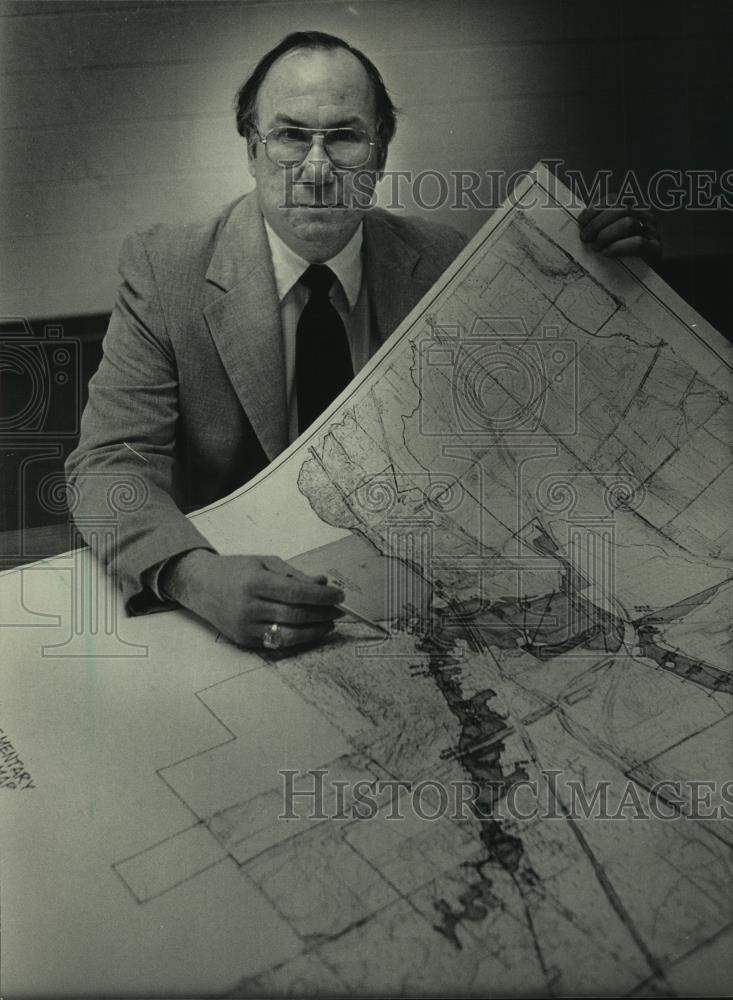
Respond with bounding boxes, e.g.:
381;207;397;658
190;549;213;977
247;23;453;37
329;129;360;144
277;128;309;143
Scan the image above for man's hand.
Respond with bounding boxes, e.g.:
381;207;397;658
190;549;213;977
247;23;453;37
159;549;345;649
578;200;661;265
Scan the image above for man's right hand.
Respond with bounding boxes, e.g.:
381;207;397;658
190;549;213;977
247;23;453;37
159;549;345;649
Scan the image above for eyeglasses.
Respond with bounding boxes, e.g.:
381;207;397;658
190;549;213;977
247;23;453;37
257;126;376;170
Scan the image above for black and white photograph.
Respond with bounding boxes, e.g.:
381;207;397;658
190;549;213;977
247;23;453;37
1;0;731;996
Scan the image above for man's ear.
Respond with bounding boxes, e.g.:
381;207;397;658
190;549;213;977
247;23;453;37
246;135;258;178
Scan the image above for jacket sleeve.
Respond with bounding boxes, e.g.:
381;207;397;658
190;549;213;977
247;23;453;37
65;232;216;615
440;222;470;258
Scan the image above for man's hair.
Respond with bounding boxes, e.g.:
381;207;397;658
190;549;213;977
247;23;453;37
235;31;397;169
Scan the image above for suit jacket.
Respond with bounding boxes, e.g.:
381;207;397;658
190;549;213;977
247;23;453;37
65;192;467;611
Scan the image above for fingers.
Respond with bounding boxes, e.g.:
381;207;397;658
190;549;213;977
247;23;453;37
261;621;336;649
236;620;336;650
579;201;654;225
292;570;329;585
578;201;654;225
251;597;345;626
253;568;345;607
578;203;660;263
580;207;648;245
578;205;625;241
597;233;661;264
260;556;328;585
260;556;331;590
597;235;648;258
585;215;645;251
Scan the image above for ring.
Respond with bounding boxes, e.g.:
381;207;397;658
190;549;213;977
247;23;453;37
263;623;282;650
636;216;647;236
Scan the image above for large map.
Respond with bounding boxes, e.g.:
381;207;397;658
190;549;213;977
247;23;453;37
1;166;731;997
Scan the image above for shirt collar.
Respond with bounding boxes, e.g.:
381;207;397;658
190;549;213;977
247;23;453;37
263;219;363;310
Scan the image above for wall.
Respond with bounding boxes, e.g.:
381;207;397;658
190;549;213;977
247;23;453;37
1;0;731;319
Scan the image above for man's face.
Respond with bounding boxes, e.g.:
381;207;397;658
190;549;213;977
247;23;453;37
248;46;380;262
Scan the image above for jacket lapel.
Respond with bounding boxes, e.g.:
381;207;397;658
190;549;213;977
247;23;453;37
364;210;436;345
202;199;437;463
203;194;289;462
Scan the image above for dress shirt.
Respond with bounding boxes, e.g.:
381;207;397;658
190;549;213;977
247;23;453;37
263;219;373;444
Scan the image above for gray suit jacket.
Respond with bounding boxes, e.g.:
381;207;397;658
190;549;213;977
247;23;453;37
66;193;467;612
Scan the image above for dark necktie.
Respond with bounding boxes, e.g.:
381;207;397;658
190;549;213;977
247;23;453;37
296;264;354;434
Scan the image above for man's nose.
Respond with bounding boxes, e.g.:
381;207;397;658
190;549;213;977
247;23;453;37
300;135;335;184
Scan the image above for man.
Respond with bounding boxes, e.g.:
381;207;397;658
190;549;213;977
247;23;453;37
66;31;660;651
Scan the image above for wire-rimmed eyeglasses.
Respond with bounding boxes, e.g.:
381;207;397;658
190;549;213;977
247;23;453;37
257;126;376;170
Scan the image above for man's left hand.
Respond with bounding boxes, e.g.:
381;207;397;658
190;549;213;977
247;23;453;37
578;201;661;265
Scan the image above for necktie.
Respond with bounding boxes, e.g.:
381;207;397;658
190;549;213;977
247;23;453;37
296;263;354;434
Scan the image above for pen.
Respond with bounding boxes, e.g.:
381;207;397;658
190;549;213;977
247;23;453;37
337;601;391;637
322;576;391;637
